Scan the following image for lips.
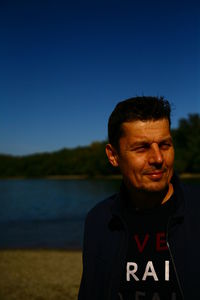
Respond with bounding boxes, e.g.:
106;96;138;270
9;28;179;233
146;171;164;180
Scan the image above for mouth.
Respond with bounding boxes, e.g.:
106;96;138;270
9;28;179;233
143;169;166;181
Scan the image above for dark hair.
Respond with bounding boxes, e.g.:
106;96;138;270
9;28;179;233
108;96;171;149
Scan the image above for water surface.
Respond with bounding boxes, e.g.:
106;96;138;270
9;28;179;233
0;179;120;249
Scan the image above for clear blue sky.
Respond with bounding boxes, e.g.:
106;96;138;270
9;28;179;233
0;0;199;155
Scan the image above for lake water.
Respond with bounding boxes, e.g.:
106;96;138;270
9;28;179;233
0;179;121;249
0;178;199;249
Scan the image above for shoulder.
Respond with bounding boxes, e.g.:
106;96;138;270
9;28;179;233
82;193;119;250
178;183;200;233
85;193;118;226
173;174;200;213
182;183;200;211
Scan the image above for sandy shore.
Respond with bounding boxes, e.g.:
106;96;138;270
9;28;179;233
0;249;82;300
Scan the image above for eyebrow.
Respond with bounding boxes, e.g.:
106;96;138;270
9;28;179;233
130;136;173;147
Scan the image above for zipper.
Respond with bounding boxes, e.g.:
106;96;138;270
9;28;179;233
166;217;184;300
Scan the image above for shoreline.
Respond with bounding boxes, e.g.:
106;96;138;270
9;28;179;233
0;174;123;180
0;247;82;252
1;173;200;180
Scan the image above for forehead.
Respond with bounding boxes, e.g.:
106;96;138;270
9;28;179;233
120;119;171;143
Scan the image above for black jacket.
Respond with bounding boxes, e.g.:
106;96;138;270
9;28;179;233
78;176;200;299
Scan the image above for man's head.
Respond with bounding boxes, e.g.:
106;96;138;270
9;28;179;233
106;96;174;194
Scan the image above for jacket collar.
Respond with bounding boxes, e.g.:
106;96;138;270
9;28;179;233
111;172;186;220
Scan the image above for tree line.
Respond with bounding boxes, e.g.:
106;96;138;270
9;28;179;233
0;114;199;178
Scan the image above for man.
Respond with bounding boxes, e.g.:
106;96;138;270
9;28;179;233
78;96;199;300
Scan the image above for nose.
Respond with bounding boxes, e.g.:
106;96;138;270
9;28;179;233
148;143;163;165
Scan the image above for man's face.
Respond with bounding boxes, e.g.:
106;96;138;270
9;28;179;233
114;119;174;192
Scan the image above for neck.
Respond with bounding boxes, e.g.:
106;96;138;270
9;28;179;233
125;183;174;210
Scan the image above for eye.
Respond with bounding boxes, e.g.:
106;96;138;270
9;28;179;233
159;142;171;150
134;144;150;152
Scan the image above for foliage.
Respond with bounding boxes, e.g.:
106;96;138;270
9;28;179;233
0;114;199;177
0;142;118;178
172;114;200;173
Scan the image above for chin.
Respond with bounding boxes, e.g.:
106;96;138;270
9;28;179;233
142;181;168;193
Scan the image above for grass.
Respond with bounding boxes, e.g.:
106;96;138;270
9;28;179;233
0;250;82;300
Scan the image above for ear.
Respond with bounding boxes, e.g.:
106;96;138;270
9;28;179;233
105;144;119;167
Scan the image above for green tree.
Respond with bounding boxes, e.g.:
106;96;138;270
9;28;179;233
172;114;200;173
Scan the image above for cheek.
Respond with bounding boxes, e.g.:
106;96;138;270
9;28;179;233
165;149;175;167
117;152;148;177
127;155;147;175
